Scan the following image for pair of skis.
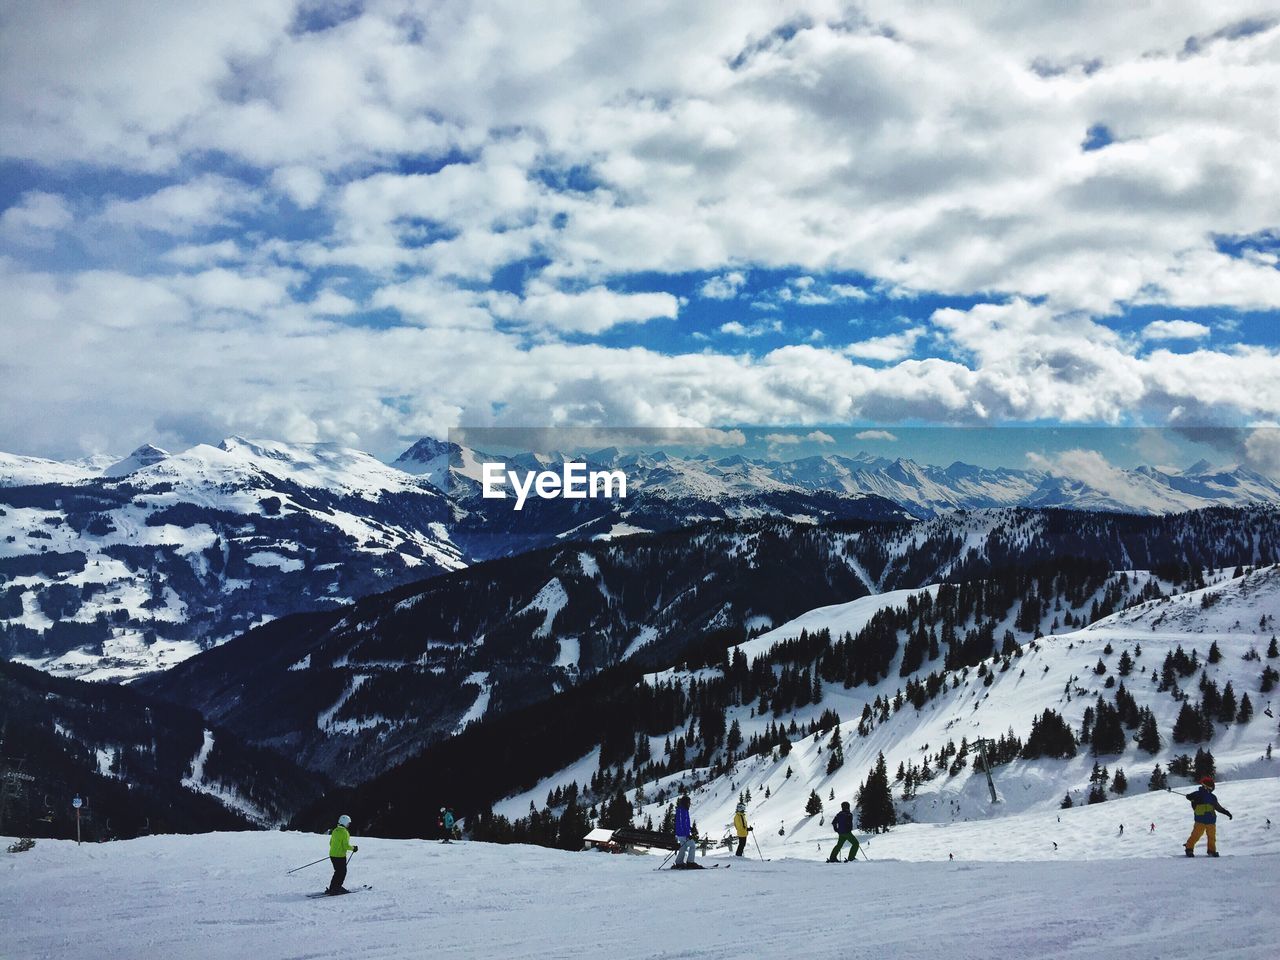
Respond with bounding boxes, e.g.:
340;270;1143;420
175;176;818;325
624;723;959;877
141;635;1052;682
306;884;372;898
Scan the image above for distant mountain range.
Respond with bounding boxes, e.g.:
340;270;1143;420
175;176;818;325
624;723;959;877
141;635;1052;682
2;435;1278;681
394;437;1280;517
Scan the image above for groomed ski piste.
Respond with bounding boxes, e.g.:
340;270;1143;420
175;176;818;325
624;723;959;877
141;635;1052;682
3;797;1280;960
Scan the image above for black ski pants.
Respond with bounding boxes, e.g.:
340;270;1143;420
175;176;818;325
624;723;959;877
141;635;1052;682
735;836;747;857
329;856;348;892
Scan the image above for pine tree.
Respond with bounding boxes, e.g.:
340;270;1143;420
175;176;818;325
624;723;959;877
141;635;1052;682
1091;699;1126;755
1267;636;1279;658
1087;761;1108;798
601;789;633;830
1193;748;1216;780
857;752;897;831
1118;649;1134;676
556;793;592;849
726;719;743;756
805;790;823;816
1218;681;1237;724
1021;709;1077;759
1263;665;1279;694
1172;702;1201;743
1111;768;1128;795
1148;764;1169;791
1137;708;1162;754
1061;792;1074;809
826;725;845;774
1238;692;1254;723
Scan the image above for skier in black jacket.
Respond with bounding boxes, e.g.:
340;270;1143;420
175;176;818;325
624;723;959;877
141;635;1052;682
828;802;859;862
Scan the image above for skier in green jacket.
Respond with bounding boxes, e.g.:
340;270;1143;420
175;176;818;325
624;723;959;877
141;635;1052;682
327;814;359;894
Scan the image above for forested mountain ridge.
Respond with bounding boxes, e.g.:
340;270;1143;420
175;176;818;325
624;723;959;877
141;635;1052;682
145;505;1280;787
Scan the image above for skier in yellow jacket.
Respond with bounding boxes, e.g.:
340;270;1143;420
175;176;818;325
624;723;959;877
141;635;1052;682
733;802;750;857
327;814;359;894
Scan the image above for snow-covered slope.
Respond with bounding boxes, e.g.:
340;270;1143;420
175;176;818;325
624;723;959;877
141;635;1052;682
498;564;1280;868
2;828;1277;960
0;451;97;487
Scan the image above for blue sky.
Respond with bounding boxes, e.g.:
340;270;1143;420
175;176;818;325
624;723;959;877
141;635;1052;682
1;1;1279;475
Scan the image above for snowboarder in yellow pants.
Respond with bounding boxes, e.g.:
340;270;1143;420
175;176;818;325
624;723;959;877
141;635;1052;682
1184;776;1232;857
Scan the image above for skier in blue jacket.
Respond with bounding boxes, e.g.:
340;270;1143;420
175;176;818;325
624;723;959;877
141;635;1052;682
1184;776;1232;857
672;795;702;869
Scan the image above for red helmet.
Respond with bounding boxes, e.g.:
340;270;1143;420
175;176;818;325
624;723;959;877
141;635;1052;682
1200;776;1215;787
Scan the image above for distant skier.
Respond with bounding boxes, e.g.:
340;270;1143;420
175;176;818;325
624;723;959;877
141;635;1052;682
1184;776;1232;857
439;807;457;842
1118;824;1124;836
733;802;750;857
1150;823;1155;833
672;795;701;869
1052;842;1058;851
828;802;859;862
327;814;358;895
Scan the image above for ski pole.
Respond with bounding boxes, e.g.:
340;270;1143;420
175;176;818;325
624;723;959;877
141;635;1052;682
654;848;678;871
751;829;766;862
287;856;330;875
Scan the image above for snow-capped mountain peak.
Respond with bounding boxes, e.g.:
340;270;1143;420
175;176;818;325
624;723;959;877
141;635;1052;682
101;443;170;477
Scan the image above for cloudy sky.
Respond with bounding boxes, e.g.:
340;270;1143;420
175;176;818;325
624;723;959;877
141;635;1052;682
2;1;1279;466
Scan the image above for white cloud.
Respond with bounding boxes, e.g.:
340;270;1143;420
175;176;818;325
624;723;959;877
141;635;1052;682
496;282;680;335
790;281;872;306
99;175;260;235
5;258;1280;461
1141;319;1212;340
160;240;244;268
0;191;73;244
720;319;782;337
763;430;835;445
3;4;1280;455
843;327;924;362
1243;426;1280;478
699;271;747;299
271;166;327;209
4;2;1277;313
855;429;897;441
